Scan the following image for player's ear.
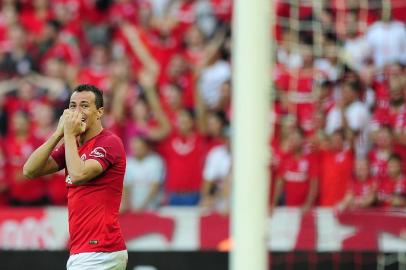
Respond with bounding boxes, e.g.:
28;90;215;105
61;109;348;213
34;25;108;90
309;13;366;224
97;107;104;119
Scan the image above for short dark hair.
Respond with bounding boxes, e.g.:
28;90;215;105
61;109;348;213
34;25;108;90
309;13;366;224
73;84;104;109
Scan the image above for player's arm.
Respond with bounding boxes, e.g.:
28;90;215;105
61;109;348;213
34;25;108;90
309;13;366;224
23;110;68;178
64;111;104;185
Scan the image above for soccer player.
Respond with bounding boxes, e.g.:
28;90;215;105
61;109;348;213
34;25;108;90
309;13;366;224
23;84;128;270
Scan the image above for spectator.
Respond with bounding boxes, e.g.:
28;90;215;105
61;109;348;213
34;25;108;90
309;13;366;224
326;80;370;158
341;10;370;71
4;110;47;206
122;136;165;212
159;108;207;206
369;126;394;181
376;154;406;207
112;71;171;153
159;54;194;112
197;30;230;109
272;127;318;213
365;9;406;69
199;131;231;212
0;23;36;78
336;159;377;211
319;129;354;206
77;44;111;91
160;83;185;127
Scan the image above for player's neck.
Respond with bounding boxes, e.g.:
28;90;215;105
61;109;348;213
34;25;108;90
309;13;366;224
79;122;103;145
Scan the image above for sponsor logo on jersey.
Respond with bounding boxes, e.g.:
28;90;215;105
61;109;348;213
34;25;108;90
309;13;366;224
89;147;106;158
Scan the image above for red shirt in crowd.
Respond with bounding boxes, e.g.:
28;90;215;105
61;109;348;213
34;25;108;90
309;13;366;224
319;147;353;206
51;129;126;254
275;69;326;135
159;131;207;193
4;135;46;203
277;152;318;206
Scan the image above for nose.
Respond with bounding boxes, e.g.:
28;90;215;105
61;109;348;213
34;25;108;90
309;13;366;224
73;106;82;113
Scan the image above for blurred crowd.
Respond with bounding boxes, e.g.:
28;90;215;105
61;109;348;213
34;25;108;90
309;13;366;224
0;0;405;214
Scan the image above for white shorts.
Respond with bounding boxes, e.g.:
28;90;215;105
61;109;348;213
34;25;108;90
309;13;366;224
67;250;128;270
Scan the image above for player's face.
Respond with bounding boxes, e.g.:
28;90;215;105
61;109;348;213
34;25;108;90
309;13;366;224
69;91;103;130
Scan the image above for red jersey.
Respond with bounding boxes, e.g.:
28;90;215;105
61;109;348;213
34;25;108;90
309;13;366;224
51;129;126;254
277;153;318;206
159;132;207;193
319;148;354;206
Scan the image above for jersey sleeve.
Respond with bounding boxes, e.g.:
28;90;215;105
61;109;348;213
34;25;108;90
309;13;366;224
51;144;66;170
88;135;123;170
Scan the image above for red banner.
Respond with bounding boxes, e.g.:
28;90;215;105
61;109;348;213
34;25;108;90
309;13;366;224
0;207;405;251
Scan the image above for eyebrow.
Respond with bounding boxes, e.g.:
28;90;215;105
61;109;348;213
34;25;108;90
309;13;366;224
69;101;90;104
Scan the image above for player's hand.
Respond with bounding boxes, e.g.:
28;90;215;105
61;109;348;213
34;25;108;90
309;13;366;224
64;111;86;136
55;109;69;138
